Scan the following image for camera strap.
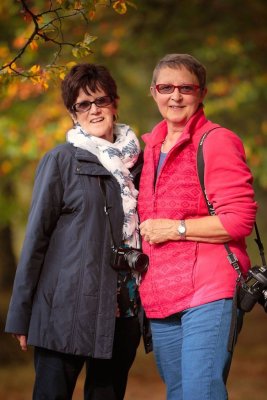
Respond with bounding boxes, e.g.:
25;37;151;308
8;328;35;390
98;176;116;248
197;129;250;352
254;222;266;266
197;129;244;281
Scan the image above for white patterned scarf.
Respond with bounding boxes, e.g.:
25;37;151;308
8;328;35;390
67;123;141;249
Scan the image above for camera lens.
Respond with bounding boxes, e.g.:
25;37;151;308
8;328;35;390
126;250;149;273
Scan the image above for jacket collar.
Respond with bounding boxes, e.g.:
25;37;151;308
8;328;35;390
75;147;101;164
73;145;143;178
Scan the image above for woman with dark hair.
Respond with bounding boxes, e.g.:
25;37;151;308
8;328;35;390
138;53;257;399
5;63;149;400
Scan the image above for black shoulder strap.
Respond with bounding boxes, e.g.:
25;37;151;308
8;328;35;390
254;222;267;266
197;129;243;278
197;129;241;353
98;176;116;248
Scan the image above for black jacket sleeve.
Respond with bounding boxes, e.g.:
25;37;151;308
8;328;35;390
5;153;63;334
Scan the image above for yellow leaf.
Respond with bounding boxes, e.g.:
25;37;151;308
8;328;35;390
74;0;82;9
113;1;127;14
59;71;66;80
66;61;77;69
41;81;49;90
0;46;9;58
29;65;41;74
30;75;42;84
7;63;17;74
21;142;31;155
7;82;18;96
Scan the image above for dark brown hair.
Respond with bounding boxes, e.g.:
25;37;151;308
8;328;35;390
61;63;119;112
151;54;206;92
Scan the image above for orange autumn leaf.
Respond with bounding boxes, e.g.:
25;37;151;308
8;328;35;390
30;40;38;51
89;10;96;20
102;40;120;56
13;35;27;49
0;161;12;174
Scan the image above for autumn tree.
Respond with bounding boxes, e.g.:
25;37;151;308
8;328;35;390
0;0;134;288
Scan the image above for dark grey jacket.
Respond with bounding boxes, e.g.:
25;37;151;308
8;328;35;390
5;143;144;358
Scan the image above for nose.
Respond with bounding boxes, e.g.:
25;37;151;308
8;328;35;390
171;87;183;100
90;103;100;113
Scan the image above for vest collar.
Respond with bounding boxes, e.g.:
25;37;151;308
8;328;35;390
142;107;208;148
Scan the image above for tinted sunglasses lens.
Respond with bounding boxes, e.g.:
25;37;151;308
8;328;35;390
74;101;91;112
179;85;195;94
95;96;112;107
156;84;174;94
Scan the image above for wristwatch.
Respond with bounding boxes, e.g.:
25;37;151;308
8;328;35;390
177;220;186;240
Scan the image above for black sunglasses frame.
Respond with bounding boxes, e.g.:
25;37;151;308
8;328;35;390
72;95;113;113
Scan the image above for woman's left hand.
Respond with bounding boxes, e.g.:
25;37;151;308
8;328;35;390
12;334;28;351
140;219;178;244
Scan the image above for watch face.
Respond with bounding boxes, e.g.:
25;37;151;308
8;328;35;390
179;226;186;234
178;221;186;236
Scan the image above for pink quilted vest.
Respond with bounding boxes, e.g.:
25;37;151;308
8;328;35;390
138;112;216;317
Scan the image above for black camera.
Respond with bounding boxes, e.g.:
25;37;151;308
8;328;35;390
238;265;267;312
111;246;149;273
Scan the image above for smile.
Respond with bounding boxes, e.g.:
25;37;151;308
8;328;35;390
90;117;104;123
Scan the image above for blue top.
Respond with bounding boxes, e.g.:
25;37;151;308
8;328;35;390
157;151;167;177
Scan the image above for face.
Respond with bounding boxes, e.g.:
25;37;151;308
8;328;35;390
151;66;207;132
71;87;117;142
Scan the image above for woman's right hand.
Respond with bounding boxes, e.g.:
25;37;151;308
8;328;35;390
140;218;179;244
12;334;28;351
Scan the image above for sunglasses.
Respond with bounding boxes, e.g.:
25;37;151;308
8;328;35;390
155;84;200;95
72;95;113;113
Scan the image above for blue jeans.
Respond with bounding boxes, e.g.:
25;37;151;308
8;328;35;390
150;299;243;400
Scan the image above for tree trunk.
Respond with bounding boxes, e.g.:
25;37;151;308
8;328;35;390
0;224;17;289
0;180;17;289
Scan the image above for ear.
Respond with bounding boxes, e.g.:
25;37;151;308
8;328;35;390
69;111;77;125
200;87;208;103
150;86;157;102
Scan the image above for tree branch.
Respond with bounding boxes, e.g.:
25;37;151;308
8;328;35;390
0;0;91;74
0;0;132;77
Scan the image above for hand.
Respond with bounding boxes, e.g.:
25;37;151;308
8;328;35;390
12;334;28;351
140;218;179;244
